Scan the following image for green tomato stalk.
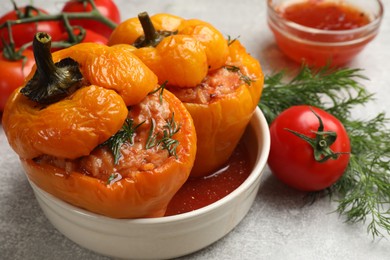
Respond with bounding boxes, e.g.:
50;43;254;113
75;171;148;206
285;107;349;162
0;0;117;60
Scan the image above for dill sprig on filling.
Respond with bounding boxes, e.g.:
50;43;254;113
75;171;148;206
148;81;167;103
259;65;390;238
102;86;180;165
100;118;144;164
227;35;240;46
146;113;180;158
224;65;254;86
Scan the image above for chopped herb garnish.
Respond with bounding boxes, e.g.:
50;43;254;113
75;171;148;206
148;81;167;103
160;113;180;157
227;35;240;46
101;118;144;164
145;113;180;158
224;65;254;86
145;119;158;149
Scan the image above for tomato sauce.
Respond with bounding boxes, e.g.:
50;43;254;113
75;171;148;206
282;1;370;30
270;0;375;67
165;140;252;216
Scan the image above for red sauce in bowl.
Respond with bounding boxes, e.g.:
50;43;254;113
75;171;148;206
268;0;381;66
282;1;370;30
165;140;252;216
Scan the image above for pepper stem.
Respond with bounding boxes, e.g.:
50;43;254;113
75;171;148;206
285;107;348;162
33;33;56;83
133;12;177;48
20;32;84;104
139;12;158;45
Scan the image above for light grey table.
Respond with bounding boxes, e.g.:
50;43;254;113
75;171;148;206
1;1;389;259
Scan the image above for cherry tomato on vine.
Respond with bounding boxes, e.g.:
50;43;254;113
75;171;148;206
0;6;63;49
62;0;120;38
267;105;351;191
0;49;35;111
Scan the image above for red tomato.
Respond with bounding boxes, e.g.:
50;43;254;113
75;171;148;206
62;0;120;38
0;49;35;111
267;106;351;191
0;7;63;49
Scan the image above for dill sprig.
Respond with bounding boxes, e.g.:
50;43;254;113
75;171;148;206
224;65;254;85
259;65;390;238
161;113;181;157
148;81;167;103
101;118;144;164
146;113;180;157
227;35;240;46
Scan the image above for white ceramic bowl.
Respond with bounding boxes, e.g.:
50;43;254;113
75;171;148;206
28;107;270;259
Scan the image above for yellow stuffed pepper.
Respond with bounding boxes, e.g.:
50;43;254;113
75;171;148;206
108;12;264;177
2;32;197;218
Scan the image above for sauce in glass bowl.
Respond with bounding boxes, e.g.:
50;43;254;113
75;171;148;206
282;1;370;30
267;0;384;67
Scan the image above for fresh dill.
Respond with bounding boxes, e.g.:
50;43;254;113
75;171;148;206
101;118;144;164
259;65;390;238
161;113;181;157
145;119;158;149
224;65;254;86
145;113;180;158
148;81;167;103
227;35;240;46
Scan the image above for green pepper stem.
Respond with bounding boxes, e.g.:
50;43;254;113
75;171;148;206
133;12;177;48
33;33;56;84
138;12;158;45
20;32;84;104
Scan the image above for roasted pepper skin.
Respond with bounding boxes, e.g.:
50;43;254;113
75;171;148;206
3;85;127;159
186;40;263;177
2;41;197;218
108;13;263;177
3;43;157;159
20;90;196;218
108;13;229;87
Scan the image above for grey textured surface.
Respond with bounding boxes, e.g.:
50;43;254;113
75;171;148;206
1;0;390;259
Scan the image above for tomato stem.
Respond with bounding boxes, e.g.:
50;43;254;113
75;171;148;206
285;107;347;162
133;12;177;48
0;0;117;49
20;32;84;104
0;11;117;30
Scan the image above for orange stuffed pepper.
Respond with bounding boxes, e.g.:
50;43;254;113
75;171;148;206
2;32;197;218
108;13;264;177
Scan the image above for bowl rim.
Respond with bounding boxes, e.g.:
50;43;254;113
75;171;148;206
267;0;384;38
31;107;270;225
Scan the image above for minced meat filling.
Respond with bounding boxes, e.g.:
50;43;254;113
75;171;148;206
36;92;173;182
167;65;250;104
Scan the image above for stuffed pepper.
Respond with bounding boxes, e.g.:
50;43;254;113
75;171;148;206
108;13;264;177
2;32;197;218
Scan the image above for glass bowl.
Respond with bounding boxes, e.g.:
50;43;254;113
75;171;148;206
25;107;270;259
267;0;384;67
